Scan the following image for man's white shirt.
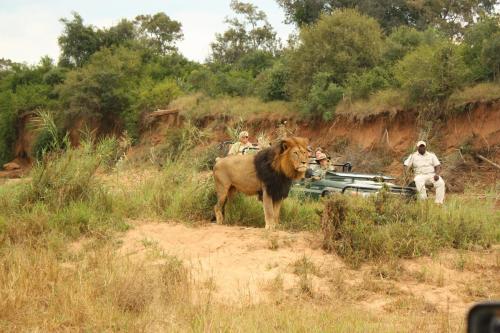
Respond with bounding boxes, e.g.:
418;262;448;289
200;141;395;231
404;151;440;175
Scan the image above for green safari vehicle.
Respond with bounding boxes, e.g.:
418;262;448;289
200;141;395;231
291;163;417;199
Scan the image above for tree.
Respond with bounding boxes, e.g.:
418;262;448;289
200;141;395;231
255;61;290;101
304;72;344;120
412;0;497;36
383;27;445;63
288;9;384;98
134;13;183;55
210;1;280;65
276;0;328;27
58;47;143;131
58;13;102;67
481;32;500;81
100;19;136;49
462;15;500;81
0;91;16;165
58;12;183;67
277;0;497;34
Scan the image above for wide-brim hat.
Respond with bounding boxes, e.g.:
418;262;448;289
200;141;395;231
316;152;328;162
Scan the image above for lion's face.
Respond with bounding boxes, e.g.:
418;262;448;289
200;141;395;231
287;144;308;172
275;137;309;179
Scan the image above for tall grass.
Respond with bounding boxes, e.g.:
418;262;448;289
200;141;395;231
448;82;500;109
0;137;128;242
322;191;500;267
172;93;299;121
335;89;409;119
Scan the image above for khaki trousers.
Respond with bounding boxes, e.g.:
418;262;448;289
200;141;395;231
414;174;445;204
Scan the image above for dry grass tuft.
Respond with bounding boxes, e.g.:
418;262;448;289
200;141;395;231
448;82;500;108
384;295;438;314
172;93;299;121
335;89;409;120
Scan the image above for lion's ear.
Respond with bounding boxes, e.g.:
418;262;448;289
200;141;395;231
280;140;289;153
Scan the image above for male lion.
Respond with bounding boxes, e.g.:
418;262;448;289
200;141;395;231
213;137;309;230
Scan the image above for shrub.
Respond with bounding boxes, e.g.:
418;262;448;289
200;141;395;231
0;91;16;165
288;9;384;98
395;42;471;105
462;16;500;81
345;67;393;100
322;193;499;267
213;70;254;97
256;62;290;101
303;72;343;120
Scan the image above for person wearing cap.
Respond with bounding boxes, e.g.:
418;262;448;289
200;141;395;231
404;141;445;204
312;153;330;180
227;131;253;156
315;147;324;160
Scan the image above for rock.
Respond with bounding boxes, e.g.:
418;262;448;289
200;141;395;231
3;162;21;171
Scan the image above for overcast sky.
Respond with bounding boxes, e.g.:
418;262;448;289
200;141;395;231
0;0;295;65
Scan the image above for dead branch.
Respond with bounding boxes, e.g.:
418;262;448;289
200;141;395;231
476;154;500;170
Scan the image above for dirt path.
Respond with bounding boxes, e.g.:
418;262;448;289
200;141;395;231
118;221;499;317
120;221;338;304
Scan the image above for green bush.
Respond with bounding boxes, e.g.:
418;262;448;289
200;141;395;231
462;16;500;82
213;70;254;97
345;67;393;100
288;9;384;98
256;62;290;101
0;91;16;165
322;192;499;267
136;78;182;111
304;72;343;120
395;42;471;105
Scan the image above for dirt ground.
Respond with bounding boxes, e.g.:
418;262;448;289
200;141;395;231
117;220;499;319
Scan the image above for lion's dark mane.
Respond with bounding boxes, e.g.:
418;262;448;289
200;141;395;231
254;147;292;202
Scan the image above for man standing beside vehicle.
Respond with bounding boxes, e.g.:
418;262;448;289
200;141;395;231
228;131;253;156
403;141;445;204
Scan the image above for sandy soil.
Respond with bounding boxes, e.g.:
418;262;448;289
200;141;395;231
118;221;499;316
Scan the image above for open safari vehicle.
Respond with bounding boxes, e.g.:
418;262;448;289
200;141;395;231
291;162;417;199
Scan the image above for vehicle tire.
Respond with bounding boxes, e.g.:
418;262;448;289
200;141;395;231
321;190;333;197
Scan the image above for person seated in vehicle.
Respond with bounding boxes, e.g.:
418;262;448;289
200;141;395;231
227;131;253;156
257;135;271;149
312;153;330;180
315;147;324;159
403;140;445;204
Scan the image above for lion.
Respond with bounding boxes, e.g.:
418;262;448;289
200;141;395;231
213;137;309;230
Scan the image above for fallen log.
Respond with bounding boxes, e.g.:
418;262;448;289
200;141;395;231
476;154;500;170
